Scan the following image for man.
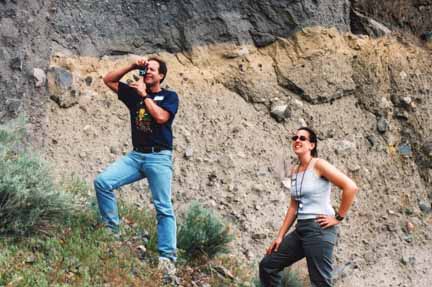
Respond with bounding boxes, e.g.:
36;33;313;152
94;57;179;269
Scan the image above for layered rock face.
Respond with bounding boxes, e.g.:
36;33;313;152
50;0;350;55
0;0;349;132
1;0;432;286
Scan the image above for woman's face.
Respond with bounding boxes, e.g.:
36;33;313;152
291;129;315;156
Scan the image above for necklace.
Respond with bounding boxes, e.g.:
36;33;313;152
294;158;313;210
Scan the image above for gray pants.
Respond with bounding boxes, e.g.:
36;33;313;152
259;219;338;287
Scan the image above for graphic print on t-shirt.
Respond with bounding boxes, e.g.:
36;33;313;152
135;102;152;133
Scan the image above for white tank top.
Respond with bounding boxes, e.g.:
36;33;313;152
290;159;335;219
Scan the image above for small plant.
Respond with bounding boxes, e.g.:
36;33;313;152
252;276;263;287
251;268;303;287
281;268;303;287
60;174;89;198
177;202;234;260
0;118;77;235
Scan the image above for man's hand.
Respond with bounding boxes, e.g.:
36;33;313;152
129;77;147;97
133;58;148;69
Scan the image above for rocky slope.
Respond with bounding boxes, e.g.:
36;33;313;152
1;0;432;286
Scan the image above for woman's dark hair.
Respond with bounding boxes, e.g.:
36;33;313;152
148;57;168;83
297;127;318;157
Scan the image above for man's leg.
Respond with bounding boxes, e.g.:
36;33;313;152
259;231;305;287
141;150;176;261
94;152;144;231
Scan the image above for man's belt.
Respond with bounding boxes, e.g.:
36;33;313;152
133;146;170;153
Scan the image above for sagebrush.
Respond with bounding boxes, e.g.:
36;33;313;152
0;118;76;235
177;202;233;260
252;268;303;287
281;268;303;287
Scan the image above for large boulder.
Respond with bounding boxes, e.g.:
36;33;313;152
47;67;79;108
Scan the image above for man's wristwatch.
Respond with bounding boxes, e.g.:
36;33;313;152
335;212;345;221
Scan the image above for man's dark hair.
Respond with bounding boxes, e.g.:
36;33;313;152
298;127;318;157
148;57;168;83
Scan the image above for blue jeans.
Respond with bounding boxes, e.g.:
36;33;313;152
94;150;176;261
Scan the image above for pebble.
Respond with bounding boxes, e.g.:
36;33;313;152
395;111;409;120
347;162;361;172
110;146;118;154
251;232;267;240
403;235;413;243
9;57;23;70
281;178;291;191
419;201;431;213
400;256;416;266
366;135;378;147
423;141;432;157
298;118;307;127
270;104;289;122
184;146;193;159
293;99;304;108
84;76;93;86
48;66;73;90
401;96;412;106
25;254;36;264
405;221;415;234
404;208;413;215
385;223;397;232
33;68;46;87
398;144;412;156
334;140;356;154
256;166;269;177
377;117;389;133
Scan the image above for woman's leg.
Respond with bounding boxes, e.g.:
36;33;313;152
259;231;304;287
303;225;337;287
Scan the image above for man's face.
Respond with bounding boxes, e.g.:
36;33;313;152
144;60;164;86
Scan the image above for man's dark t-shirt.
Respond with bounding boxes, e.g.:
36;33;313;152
118;82;179;150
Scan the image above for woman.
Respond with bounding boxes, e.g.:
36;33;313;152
259;127;358;287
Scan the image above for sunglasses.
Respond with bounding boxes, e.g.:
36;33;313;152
291;135;309;142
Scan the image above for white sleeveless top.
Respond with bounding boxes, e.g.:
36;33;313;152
290;159;335;219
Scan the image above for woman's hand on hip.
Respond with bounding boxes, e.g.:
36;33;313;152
266;236;283;255
316;215;340;229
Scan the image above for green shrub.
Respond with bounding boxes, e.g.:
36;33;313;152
281;268;303;287
251;268;303;287
177;202;234;260
252;276;263;287
0;118;76;235
60;174;89;198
